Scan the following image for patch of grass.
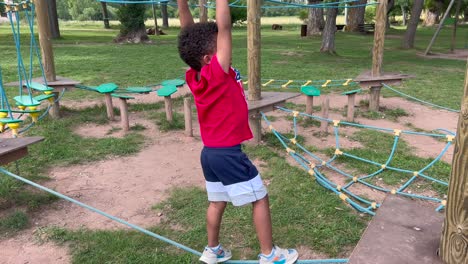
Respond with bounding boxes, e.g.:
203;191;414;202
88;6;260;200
335;130;450;195
0;105;146;224
47;152;367;262
356;106;409;122
150;112;185;132
106;126;122;135
130;123;147;131
0;210;29;237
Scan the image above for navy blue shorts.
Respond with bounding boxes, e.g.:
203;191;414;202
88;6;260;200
201;145;267;206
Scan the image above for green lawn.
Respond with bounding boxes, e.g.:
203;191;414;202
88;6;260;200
0;18;466;262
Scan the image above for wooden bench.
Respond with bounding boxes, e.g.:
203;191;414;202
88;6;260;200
0;137;44;165
357;24;375;34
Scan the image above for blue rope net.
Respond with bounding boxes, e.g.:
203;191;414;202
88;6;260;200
263;107;452;216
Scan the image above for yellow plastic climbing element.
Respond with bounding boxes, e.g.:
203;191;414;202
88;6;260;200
7;122;20;137
281;80;294;88
339;193;348;201
446;135;454;142
322;80;331;87
262;79;275;87
333;120;340;127
301;80;312;87
286;148;295;154
343;79;353;86
393;129;402;137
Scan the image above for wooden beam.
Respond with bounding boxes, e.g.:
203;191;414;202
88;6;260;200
164;96;173;122
439;59;468;264
184;97;193;137
34;0;56;82
119;98;129;132
104;93;115;121
320;96;330;134
372;0;388;77
199;0;208;23
347;93;356;122
247;0;261;100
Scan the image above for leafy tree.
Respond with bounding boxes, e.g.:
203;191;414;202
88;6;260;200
115;3;149;43
68;0;103;21
0;4;5;16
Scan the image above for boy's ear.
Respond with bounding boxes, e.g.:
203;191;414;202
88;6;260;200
202;55;212;65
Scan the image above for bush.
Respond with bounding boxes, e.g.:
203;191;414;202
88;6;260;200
298;9;308;23
364;5;376;23
208;0;247;25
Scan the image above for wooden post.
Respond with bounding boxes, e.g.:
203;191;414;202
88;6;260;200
247;0;261;101
49;92;60;119
101;2;110;29
320;96;330;134
249;112;261;144
152;4;161;36
439;59;468;264
369;86;381;111
305;95;314;116
164;96;173;122
104;93;114;121
199;0;208;23
119;98;129;132
347;93;356;122
372;0;388;77
184;97;193;137
34;0;56;82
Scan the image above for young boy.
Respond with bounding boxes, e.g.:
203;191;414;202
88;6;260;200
177;1;299;263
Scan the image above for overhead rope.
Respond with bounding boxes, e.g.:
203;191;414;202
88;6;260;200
382;83;460;113
262;107;452;215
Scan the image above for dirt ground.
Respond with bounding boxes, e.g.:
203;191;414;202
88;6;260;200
417;49;468;61
0;87;459;264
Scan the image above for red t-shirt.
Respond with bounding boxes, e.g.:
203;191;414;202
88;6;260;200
186;55;253;147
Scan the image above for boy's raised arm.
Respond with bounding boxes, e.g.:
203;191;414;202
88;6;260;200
177;0;194;28
215;0;232;73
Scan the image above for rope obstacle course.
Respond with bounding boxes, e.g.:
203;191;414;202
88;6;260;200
0;0;67;137
262;106;452;216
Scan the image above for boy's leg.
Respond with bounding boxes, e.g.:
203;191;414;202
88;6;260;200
207;201;227;247
252;195;273;255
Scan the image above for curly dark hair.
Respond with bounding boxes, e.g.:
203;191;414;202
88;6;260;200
178;22;218;72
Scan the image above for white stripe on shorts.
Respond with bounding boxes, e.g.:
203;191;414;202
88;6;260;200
205;174;268;206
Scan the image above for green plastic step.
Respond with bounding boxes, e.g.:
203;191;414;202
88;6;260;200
342;88;362;95
96;83;118;94
0;108;41;114
161;79;185;87
157;85;177;97
300;86;321;96
34;94;55;102
125;87;152;94
111;93;135;100
14;96;41;107
29;82;54;92
75;84;98;92
0;118;22;124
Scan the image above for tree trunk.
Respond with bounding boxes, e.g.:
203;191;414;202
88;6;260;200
386;0;395;29
101;2;111;29
464;8;468;22
401;5;407;26
402;0;423;49
439;58;468;264
115;4;150;44
320;7;338;54
46;0;60;39
161;3;169;28
346;0;367;32
307;0;324;36
424;10;439;26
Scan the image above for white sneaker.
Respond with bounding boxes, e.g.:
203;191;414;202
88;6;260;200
199;244;232;264
259;245;299;264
